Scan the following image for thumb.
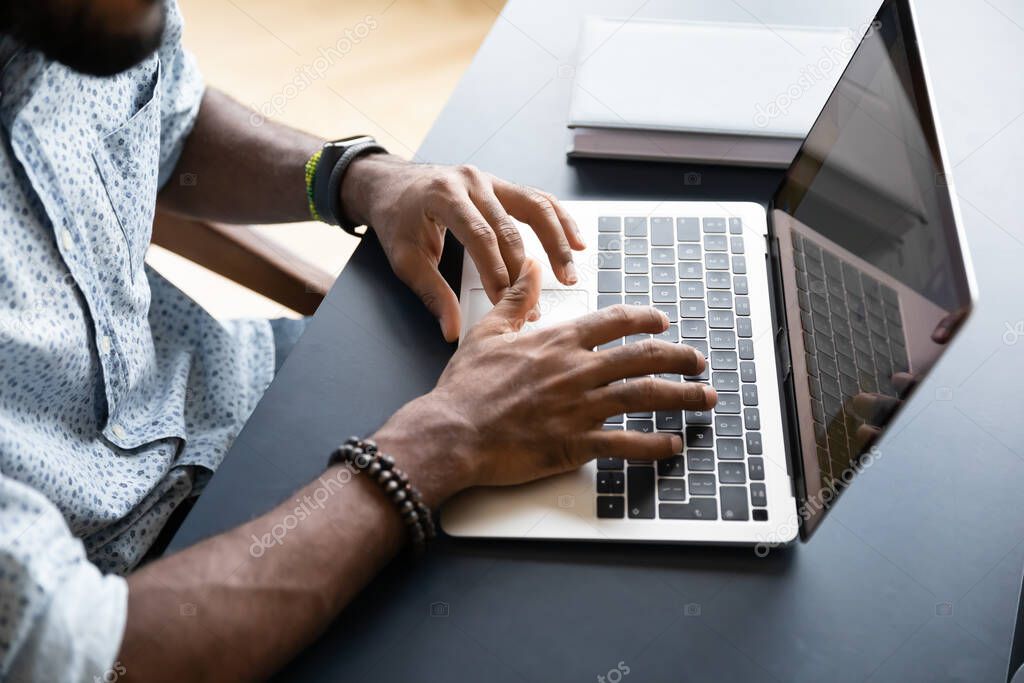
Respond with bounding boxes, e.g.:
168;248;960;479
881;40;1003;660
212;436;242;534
406;265;461;342
482;257;542;334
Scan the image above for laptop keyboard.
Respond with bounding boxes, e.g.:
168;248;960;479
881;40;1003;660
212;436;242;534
593;216;766;523
791;232;908;495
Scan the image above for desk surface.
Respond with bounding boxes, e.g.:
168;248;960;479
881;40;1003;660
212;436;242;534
169;1;1024;680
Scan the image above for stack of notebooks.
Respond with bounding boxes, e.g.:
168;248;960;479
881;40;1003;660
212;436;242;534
567;17;853;168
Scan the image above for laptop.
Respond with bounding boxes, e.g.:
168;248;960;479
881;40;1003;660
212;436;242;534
442;0;976;546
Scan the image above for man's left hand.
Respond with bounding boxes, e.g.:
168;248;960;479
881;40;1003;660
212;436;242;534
340;154;586;341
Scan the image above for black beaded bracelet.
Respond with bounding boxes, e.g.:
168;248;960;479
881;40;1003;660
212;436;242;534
329;436;435;554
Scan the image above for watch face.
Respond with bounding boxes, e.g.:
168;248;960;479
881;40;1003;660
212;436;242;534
327;135;375;149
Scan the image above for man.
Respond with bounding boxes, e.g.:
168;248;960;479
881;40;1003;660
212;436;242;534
0;0;715;680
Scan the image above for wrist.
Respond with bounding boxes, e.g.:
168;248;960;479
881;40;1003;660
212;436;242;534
370;392;477;508
338;152;403;228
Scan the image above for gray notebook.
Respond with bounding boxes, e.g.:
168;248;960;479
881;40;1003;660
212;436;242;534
567;17;855;167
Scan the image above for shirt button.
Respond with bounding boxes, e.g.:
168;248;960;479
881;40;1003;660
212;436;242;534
111;424;127;440
99;335;112;354
61;229;73;250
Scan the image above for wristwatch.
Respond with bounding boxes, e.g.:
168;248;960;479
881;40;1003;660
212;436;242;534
309;135;387;235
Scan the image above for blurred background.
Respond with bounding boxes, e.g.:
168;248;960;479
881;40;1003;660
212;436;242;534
148;0;502;319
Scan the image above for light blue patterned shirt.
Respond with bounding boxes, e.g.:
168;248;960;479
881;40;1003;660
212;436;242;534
0;3;276;680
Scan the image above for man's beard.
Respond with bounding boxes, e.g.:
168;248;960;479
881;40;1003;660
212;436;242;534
0;0;166;77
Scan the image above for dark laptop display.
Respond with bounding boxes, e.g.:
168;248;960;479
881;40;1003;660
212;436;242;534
770;0;974;535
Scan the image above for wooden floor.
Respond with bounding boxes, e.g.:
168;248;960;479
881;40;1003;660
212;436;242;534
148;0;502;319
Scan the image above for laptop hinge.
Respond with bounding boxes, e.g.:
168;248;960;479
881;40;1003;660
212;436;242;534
764;211;808;520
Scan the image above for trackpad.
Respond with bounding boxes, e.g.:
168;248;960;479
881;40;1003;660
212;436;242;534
465;288;590;331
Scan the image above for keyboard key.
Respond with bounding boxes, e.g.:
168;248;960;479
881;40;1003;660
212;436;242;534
735;296;751;316
750;483;767;507
732;256;747;274
741;384;758;406
651;247;674;264
712;372;740;392
688;473;716;495
598;271;622;293
748;457;765;480
707;290;733;309
746;432;763;454
711;351;738;370
728;217;743;234
625;294;650;306
598;216;621;232
686;426;714;449
605;414;623;424
685;410;712;425
718;462;746;484
705;253;729;270
707;272;730;289
677;243;701;260
708;310;735;329
678;262;703;280
627;419;655;433
715;393;741;414
730;236;744;253
705;235;727;251
597;496;625;518
625;275;649;293
624;256;647;274
651;217;673;245
655;410;684;431
680;281;704;298
657;455;686;477
720;486;749;521
680;320;707;338
627;467;656;518
709;329;736;349
659;499;717;520
734;276;749;295
597;471;625;494
738;339;754;360
743;408;760;430
625;238;648;255
680;300;705;318
715;415;742;436
597;457;624;470
740;361;757;383
652;284;677;303
703;217;727;233
716;438;744;460
657;479;686;501
655;304;678;323
652;265;676;283
654;324;678;343
624;217;648;236
677;217;700;242
597;251;622;270
598;234;621;251
686;450;715;471
736;317;753;338
597;295;622;310
753;508;769;521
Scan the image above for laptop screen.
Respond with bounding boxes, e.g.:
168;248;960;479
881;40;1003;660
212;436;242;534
770;0;974;536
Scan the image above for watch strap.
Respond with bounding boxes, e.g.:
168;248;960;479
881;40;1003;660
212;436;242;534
326;140;387;235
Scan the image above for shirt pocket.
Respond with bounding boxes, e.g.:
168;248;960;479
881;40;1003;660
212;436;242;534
92;59;163;282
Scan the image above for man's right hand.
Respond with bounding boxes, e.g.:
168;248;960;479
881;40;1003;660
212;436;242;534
373;258;717;506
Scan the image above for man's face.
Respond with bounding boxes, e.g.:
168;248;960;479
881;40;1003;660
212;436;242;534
0;0;165;76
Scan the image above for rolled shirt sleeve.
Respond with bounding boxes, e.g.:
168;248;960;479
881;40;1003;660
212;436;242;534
0;475;128;682
155;0;206;190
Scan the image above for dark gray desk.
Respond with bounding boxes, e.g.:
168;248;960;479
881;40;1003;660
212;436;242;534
170;1;1024;680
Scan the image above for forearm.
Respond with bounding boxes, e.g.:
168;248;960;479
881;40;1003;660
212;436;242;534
118;410;468;682
119;465;405;682
156;88;323;224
